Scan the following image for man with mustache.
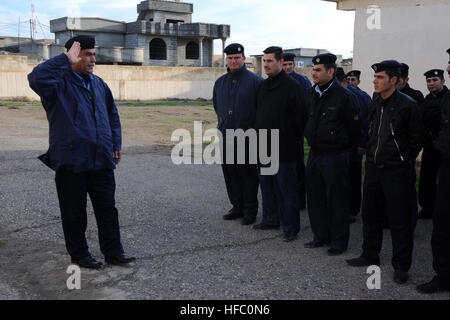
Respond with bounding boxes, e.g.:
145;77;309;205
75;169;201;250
28;35;135;269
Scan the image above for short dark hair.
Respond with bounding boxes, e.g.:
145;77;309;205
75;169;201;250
324;63;337;76
428;74;445;81
263;46;283;61
385;68;401;84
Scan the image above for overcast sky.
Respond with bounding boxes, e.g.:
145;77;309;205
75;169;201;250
0;0;355;57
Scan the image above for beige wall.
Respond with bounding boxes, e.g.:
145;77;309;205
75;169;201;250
0;55;227;101
348;0;450;95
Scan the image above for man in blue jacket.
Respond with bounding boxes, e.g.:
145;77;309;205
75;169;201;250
213;43;263;225
28;35;135;269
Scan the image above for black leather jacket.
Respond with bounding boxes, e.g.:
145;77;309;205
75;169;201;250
436;91;450;164
366;89;423;167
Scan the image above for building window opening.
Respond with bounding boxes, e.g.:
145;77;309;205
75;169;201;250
186;41;199;60
149;38;167;60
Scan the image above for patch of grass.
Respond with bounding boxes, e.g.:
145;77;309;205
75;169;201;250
0;240;4;246
121;114;142;119
0;100;42;107
159;119;194;124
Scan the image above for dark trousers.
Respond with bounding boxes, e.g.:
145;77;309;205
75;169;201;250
349;148;362;216
306;150;351;251
418;141;441;217
296;141;307;210
55;167;124;259
259;162;300;233
221;164;259;218
362;162;414;271
431;164;450;285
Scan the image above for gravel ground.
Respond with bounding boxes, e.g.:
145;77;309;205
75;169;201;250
0;146;449;300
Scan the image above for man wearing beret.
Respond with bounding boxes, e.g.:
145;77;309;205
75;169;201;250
347;60;423;284
282;52;312;212
417;49;450;293
213;43;263;225
28;35;135;269
340;69;372;223
303;53;360;255
417;69;448;220
254;46;308;242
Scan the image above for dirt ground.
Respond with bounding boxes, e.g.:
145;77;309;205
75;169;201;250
0;100;217;151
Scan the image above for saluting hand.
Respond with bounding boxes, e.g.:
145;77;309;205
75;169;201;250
66;41;82;65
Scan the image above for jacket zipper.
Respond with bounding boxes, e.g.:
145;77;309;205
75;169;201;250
374;106;384;164
390;122;405;162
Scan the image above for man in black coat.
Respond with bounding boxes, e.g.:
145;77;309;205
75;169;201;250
417;49;450;294
253;46;308;242
213;43;263;225
303;53;360;255
418;69;448;219
347;60;423;285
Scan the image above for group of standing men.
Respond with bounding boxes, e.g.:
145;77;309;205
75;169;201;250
213;43;450;293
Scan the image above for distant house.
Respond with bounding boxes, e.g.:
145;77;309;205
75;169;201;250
323;0;450;93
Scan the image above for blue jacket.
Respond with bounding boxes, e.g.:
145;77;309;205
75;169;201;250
347;84;371;148
28;53;122;172
289;71;312;97
213;65;263;132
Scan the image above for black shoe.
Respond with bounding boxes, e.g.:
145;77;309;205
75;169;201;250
304;240;324;248
417;276;450;294
223;209;244;220
394;270;409;284
105;253;136;265
253;223;280;230
283;232;297;242
241;217;256;225
71;255;103;269
327;248;344;256
346;256;380;267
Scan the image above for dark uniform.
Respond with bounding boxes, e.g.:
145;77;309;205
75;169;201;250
418;69;448;219
417;49;450;293
399;63;425;227
347;60;423;282
304;54;360;254
283;53;312;211
346;70;371;217
255;54;308;240
213;43;263;225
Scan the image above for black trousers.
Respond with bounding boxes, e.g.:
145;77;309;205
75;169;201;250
418;141;441;217
221;164;259;218
362;162;414;271
55;167;124;259
296;141;306;210
349;148;362;216
431;164;450;285
306;150;351;251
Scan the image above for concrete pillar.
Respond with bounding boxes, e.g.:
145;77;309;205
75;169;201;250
221;38;226;67
199;37;204;66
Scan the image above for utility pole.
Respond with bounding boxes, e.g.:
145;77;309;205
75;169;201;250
30;19;33;40
18;18;20;53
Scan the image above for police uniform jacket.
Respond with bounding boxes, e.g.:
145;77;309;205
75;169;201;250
304;79;361;154
28;53;122;173
289;71;312;97
401;83;425;106
348;84;372;148
213;65;263;132
255;70;308;162
421;86;448;142
366;90;423;167
436;91;450;164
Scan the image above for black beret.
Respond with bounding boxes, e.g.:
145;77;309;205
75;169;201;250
335;67;346;81
312;53;336;65
424;69;444;78
400;63;409;78
283;53;296;62
224;43;244;55
371;60;402;73
346;70;361;78
65;35;95;51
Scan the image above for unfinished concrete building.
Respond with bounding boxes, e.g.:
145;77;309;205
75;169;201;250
49;0;230;67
